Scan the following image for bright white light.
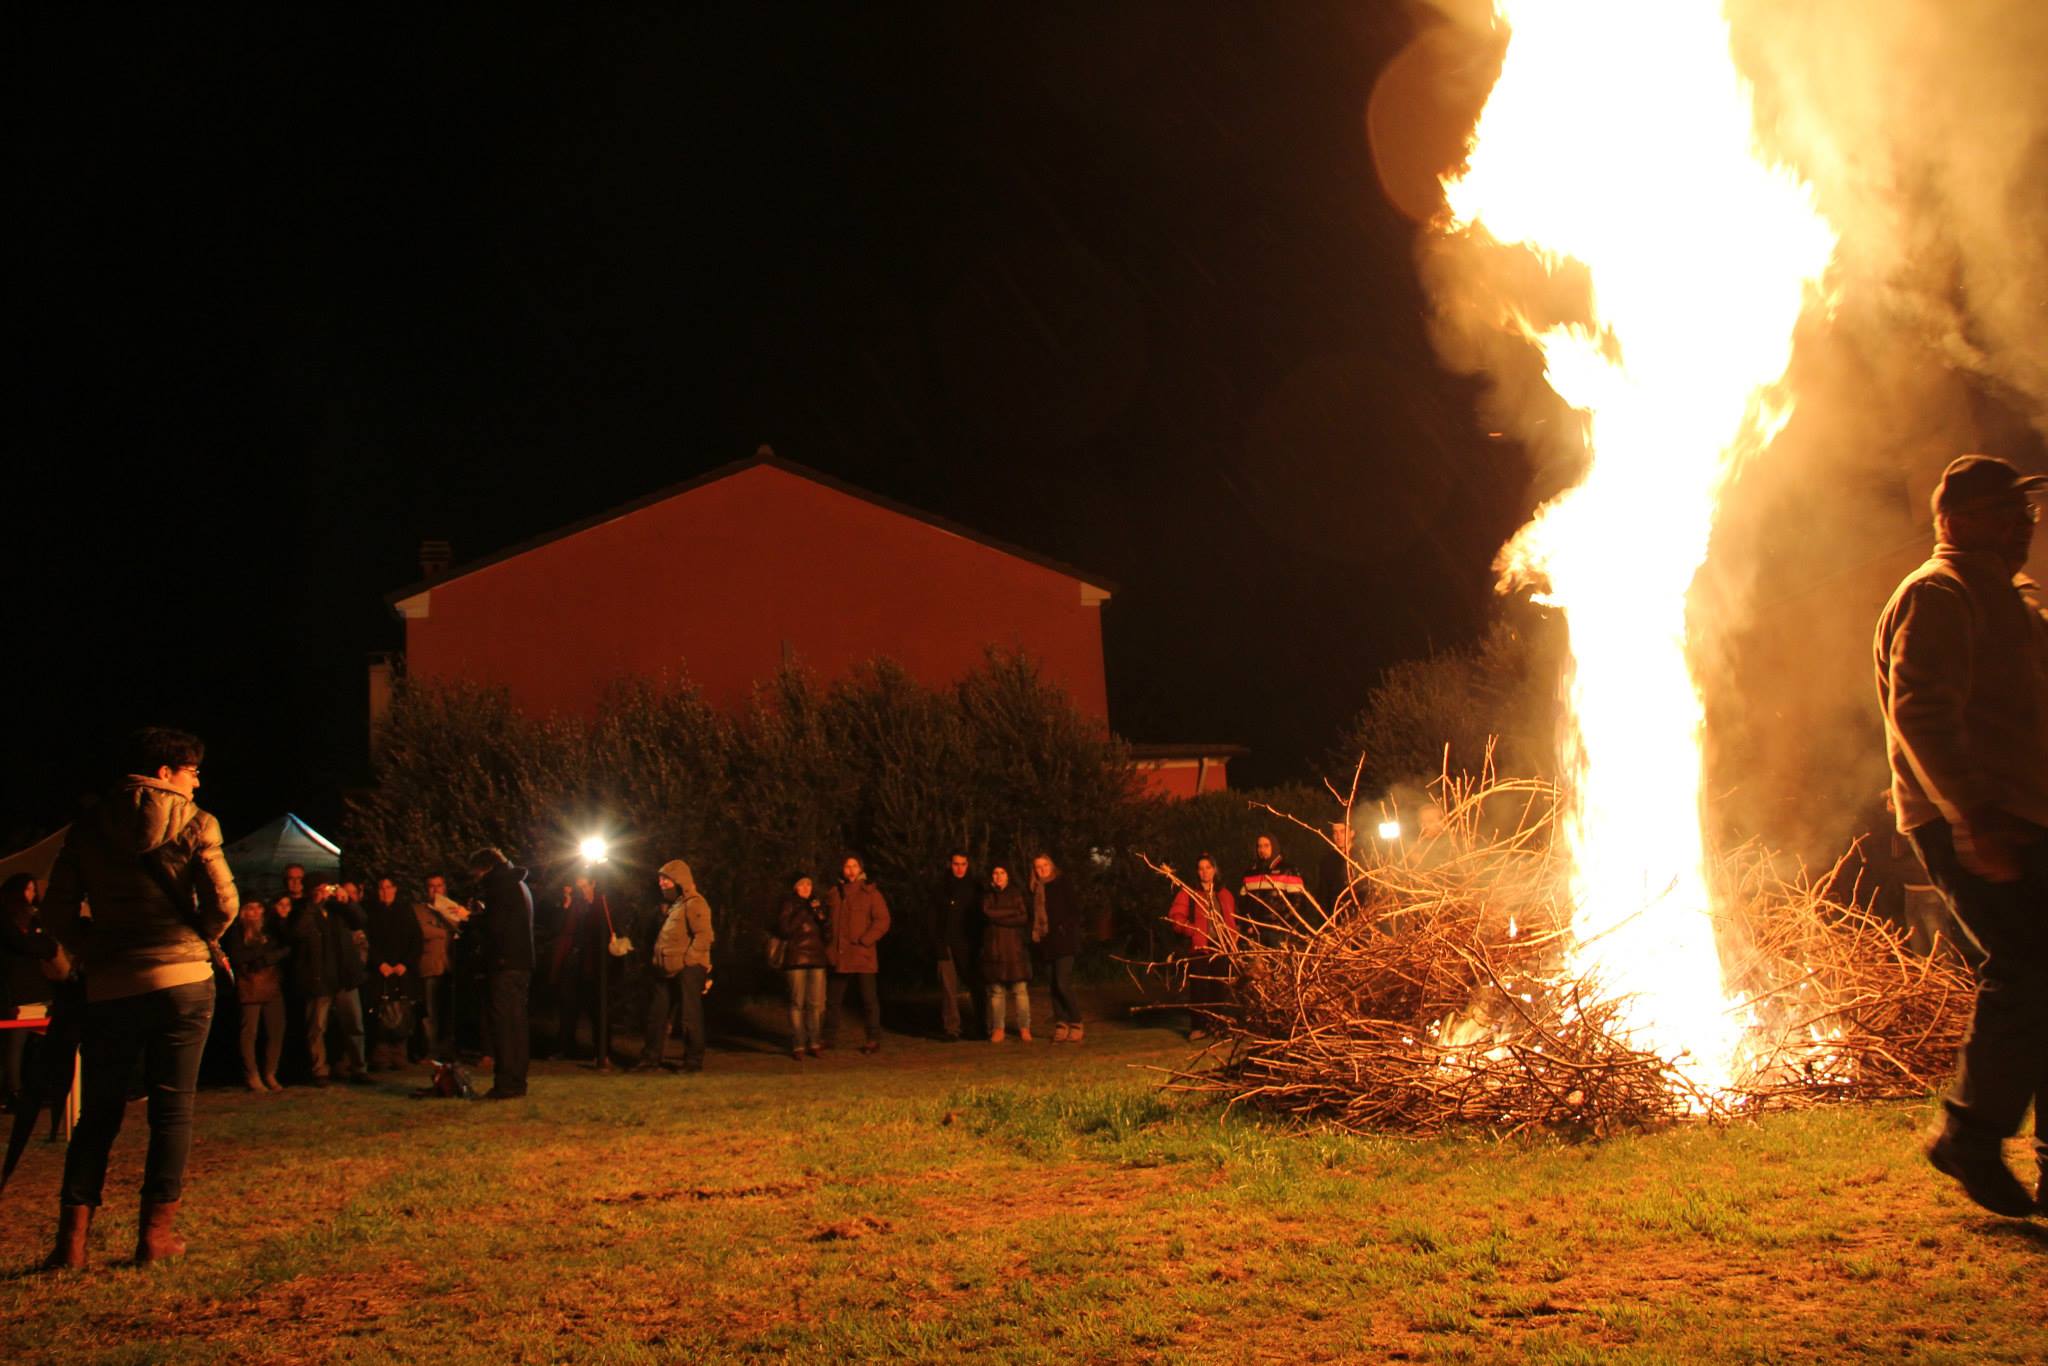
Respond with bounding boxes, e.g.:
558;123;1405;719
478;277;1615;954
578;836;610;864
1376;820;1403;842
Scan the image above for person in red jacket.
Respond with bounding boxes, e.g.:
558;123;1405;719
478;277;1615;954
1167;854;1237;1039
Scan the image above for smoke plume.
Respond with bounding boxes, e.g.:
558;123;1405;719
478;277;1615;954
1384;0;2048;864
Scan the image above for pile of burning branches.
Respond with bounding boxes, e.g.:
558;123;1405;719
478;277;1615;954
1139;768;1975;1136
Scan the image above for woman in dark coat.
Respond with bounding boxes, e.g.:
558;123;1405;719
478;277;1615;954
979;865;1032;1043
224;899;291;1091
777;874;831;1059
363;876;424;1071
1030;854;1085;1042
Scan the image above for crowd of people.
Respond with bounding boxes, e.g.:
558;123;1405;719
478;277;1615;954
1;725;1358;1274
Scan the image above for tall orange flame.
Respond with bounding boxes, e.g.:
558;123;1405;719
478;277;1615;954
1441;1;1836;1091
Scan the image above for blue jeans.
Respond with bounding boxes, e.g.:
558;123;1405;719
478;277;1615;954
785;968;825;1050
61;979;215;1207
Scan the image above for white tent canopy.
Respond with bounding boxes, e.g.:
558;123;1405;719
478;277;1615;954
0;826;67;891
222;813;342;900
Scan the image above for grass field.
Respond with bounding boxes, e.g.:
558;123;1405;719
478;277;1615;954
1;1015;2041;1364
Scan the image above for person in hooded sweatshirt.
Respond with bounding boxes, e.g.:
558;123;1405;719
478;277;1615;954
465;846;535;1099
39;727;238;1270
639;859;714;1072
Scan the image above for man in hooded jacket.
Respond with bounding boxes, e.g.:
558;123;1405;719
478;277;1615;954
465;847;535;1099
823;856;890;1053
40;727;238;1269
640;859;713;1072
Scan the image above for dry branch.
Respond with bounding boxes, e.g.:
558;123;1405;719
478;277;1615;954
1137;769;1973;1136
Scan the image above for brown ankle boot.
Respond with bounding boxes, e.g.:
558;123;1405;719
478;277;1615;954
135;1199;186;1264
43;1204;92;1271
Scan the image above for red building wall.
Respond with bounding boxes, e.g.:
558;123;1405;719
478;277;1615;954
398;463;1110;719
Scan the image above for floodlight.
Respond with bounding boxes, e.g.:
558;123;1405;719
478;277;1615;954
578;835;610;865
1376;819;1403;842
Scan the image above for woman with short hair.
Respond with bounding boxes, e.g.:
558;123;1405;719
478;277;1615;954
777;874;830;1059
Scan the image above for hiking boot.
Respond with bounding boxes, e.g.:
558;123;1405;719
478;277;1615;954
42;1205;91;1272
135;1200;186;1265
1926;1129;2036;1218
1017;1028;1033;1043
989;1028;1006;1043
1051;1023;1070;1043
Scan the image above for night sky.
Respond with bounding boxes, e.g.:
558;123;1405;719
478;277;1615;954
16;3;1529;846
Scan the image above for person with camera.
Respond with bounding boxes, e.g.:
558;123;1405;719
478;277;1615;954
465;847;535;1100
413;873;465;1061
39;727;238;1270
324;880;371;1084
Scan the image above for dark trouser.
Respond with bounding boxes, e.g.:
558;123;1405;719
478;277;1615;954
238;998;285;1081
1909;819;2048;1158
558;959;609;1059
487;969;531;1094
1049;955;1081;1025
641;967;706;1067
937;954;975;1038
61;980;215;1207
3;1027;33;1099
304;994;333;1078
420;974;452;1059
825;971;881;1045
329;988;367;1076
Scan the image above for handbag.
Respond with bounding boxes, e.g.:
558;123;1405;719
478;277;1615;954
764;935;788;970
376;990;416;1043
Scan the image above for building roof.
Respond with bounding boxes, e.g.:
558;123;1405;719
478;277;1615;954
1127;743;1250;762
387;450;1119;606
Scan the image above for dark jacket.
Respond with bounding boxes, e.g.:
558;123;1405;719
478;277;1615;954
932;872;980;968
979;886;1032;983
1033;872;1084;960
1;909;59;1015
1239;855;1309;926
470;860;536;973
823;877;890;974
224;914;290;1004
1875;549;2048;832
286;899;338;995
41;777;238;993
776;894;831;969
325;894;368;991
366;897;426;1003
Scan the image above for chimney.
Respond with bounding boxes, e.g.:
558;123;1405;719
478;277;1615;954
419;539;452;578
756;444;775;459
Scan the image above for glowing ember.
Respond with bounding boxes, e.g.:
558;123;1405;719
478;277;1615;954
1440;2;1835;1091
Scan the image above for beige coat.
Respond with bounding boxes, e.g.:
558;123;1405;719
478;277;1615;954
42;776;238;1000
651;859;714;975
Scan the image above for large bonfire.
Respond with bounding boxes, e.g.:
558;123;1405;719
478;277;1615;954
1150;2;1974;1133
